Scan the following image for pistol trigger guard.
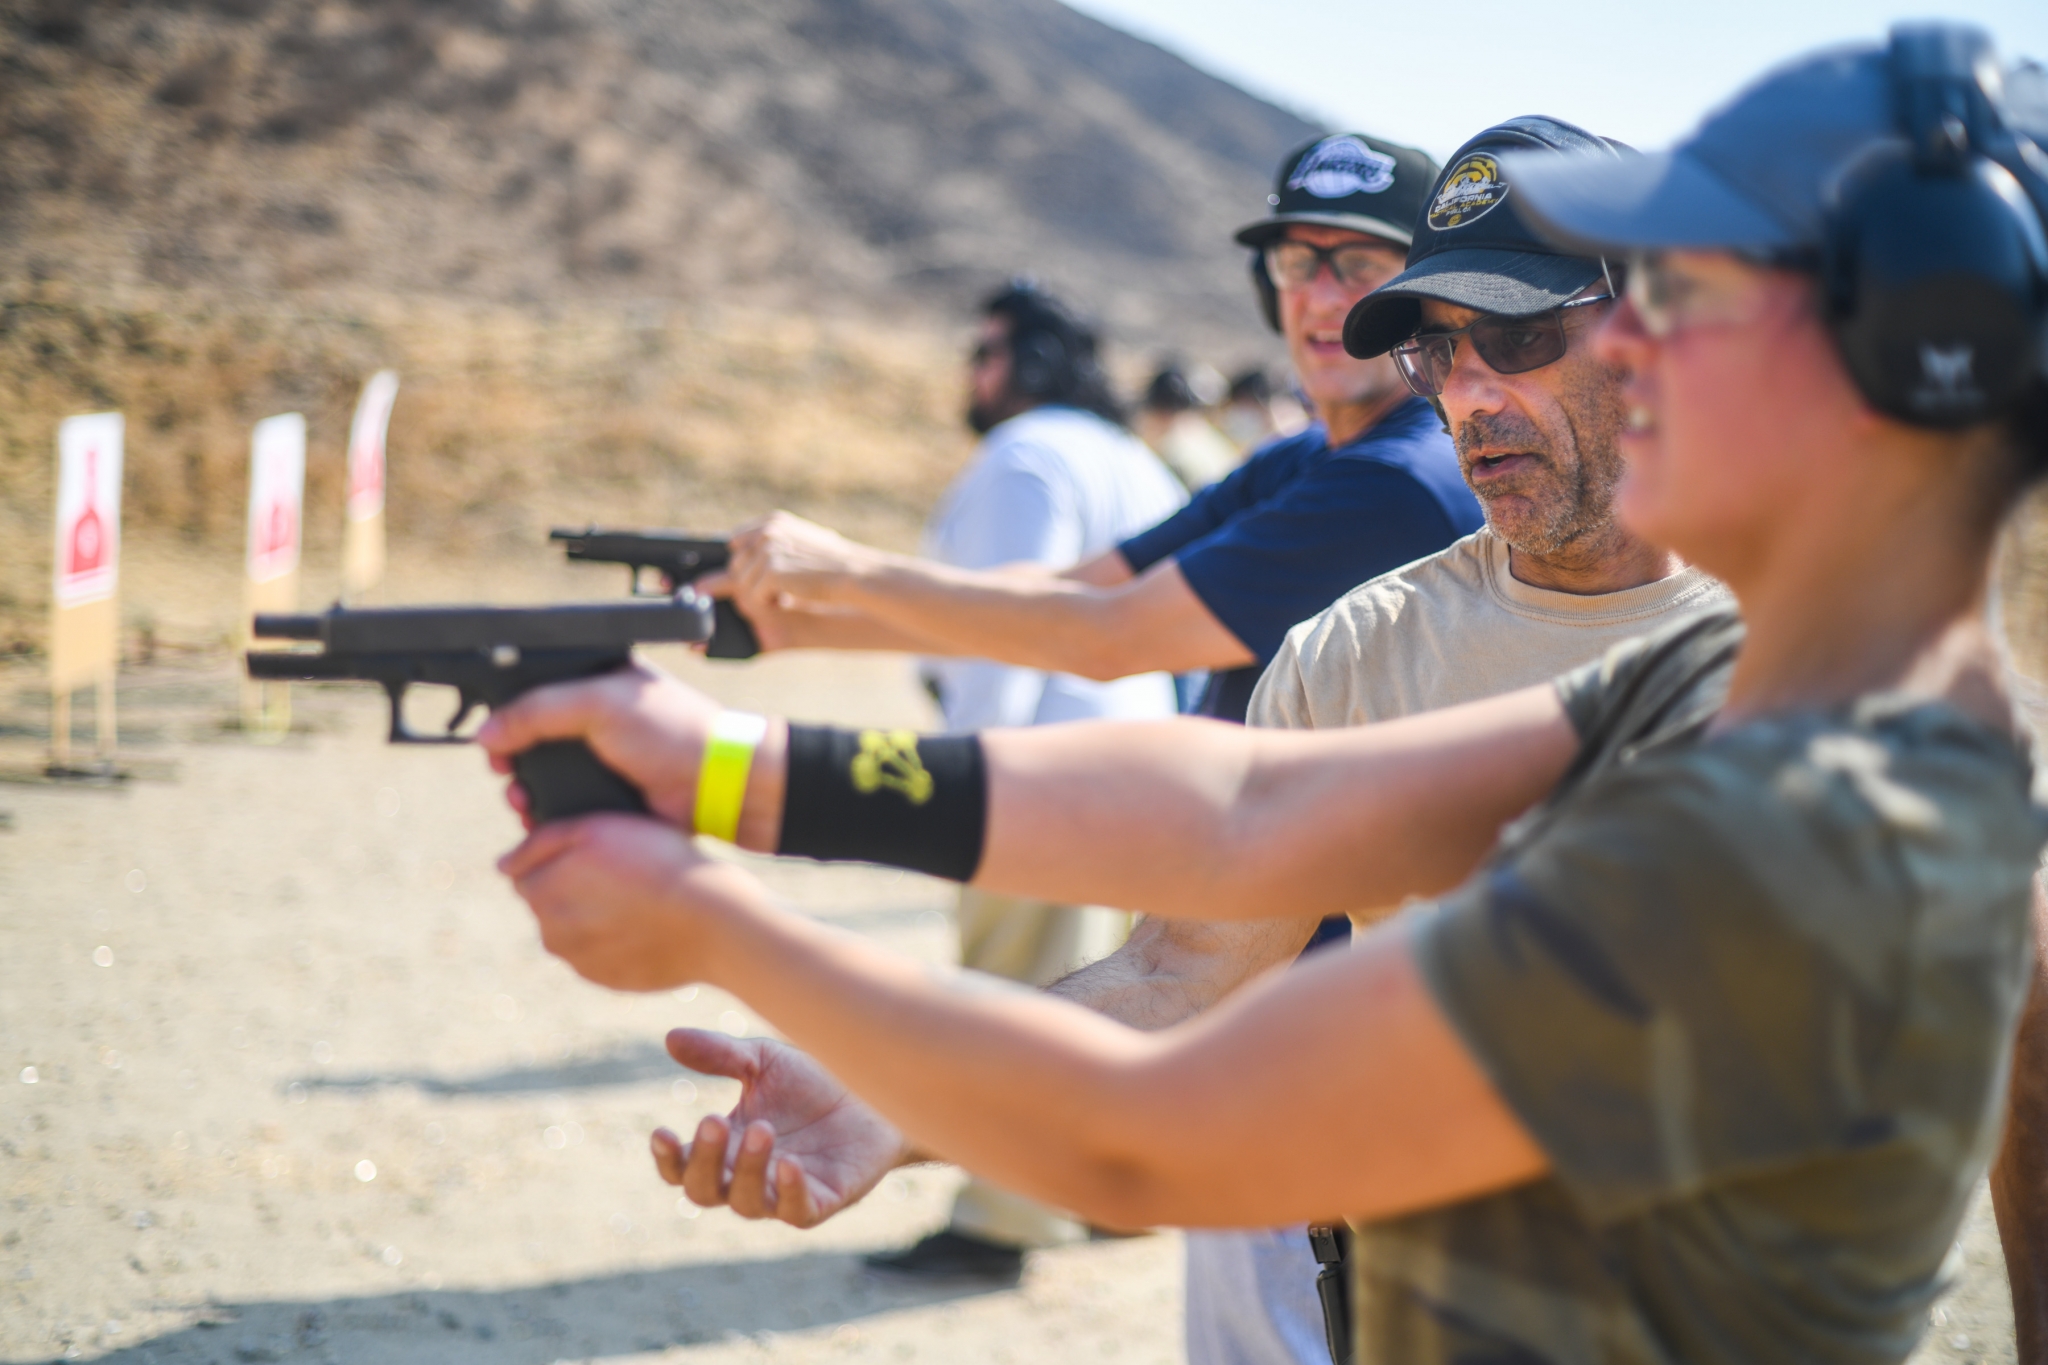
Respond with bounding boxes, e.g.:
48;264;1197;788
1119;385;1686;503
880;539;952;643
383;680;421;744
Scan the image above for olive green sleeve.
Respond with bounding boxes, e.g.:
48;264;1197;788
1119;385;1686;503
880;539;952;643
1550;608;1744;743
1411;729;2033;1225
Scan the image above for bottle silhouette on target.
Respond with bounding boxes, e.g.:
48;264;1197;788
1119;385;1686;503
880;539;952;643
68;447;106;577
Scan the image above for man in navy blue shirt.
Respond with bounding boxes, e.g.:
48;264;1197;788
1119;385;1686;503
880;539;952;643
717;133;1481;723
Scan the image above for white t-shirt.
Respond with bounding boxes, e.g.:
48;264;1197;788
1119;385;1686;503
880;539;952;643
922;406;1187;733
1184;527;1731;1365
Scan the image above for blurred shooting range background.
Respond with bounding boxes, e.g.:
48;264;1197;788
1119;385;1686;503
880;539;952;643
0;1;2043;1362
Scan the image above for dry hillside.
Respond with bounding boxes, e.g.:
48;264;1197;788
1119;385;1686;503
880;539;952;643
0;0;1332;655
0;0;1320;340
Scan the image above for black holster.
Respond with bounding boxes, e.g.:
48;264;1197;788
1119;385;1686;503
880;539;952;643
1307;1222;1354;1365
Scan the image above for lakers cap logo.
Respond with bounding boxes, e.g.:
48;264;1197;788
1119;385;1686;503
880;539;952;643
1428;153;1508;230
1288;136;1398;199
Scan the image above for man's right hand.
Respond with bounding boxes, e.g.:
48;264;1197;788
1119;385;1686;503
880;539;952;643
651;1028;912;1228
476;663;784;842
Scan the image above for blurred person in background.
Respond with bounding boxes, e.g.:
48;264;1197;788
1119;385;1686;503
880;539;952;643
865;279;1186;1282
1136;359;1241;491
710;131;1478;728
1219;367;1309;453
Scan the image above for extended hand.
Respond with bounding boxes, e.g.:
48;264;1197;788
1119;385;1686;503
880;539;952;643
690;568;809;655
651;1028;911;1227
499;814;755;991
476;661;724;830
727;511;884;610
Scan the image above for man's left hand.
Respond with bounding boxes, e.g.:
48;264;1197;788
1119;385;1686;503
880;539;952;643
651;1029;913;1228
499;814;750;991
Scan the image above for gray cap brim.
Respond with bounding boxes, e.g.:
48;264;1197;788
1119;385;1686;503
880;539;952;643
1500;148;1799;258
1233;211;1414;249
1341;248;1604;358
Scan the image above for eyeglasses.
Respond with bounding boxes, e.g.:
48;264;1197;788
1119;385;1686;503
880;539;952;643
1389;294;1613;397
1263;240;1400;293
1625;253;1773;340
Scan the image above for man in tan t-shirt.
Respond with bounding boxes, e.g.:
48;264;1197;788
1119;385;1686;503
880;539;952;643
1250;522;1723;733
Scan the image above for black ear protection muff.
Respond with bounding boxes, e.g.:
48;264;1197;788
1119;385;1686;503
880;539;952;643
1822;24;2048;428
1008;326;1073;398
1251;251;1282;332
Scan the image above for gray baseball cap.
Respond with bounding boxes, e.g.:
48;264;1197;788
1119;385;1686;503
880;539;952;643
1503;29;2048;260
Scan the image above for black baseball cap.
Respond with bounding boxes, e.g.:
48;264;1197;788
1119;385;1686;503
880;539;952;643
1342;117;1627;358
1234;133;1440;250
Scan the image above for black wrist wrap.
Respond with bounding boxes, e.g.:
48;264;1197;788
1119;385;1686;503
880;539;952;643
776;724;987;882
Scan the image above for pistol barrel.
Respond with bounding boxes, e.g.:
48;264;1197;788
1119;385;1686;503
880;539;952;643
252;613;326;640
245;596;714;654
245;650;358;681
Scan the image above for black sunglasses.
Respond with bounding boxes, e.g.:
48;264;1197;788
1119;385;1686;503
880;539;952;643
1390;294;1613;397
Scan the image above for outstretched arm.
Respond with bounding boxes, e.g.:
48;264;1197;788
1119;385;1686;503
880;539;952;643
726;511;1254;678
476;664;1578;924
711;594;962;656
500;816;1548;1230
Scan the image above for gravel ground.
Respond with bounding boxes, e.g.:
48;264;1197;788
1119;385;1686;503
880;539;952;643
0;644;2019;1364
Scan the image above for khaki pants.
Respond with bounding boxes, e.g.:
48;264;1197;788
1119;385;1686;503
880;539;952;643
947;888;1131;1249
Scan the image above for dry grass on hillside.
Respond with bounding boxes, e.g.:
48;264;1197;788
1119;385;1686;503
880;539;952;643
0;282;977;653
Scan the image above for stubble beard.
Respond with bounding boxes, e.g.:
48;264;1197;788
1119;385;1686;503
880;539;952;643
1455;403;1626;561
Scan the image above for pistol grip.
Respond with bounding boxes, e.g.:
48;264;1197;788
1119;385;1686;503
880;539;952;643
514;740;650;822
706;600;761;660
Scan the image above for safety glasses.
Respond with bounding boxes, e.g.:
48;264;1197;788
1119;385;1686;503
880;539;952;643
1625;253;1776;340
1263;240;1401;293
1390;294;1613;397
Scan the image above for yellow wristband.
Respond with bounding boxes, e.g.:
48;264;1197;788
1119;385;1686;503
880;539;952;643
693;711;768;843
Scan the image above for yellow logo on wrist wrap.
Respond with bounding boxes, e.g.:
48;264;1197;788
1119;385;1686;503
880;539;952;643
851;729;934;805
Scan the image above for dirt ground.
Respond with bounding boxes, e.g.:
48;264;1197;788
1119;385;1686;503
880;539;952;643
0;557;2026;1365
0;637;1185;1365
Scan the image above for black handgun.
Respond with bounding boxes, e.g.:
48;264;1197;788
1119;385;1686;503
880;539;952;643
550;527;761;659
245;595;713;822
